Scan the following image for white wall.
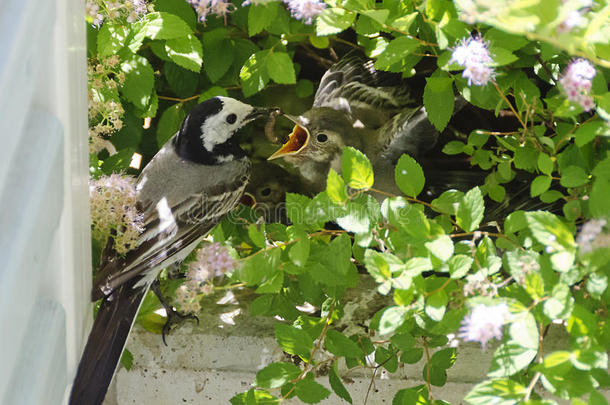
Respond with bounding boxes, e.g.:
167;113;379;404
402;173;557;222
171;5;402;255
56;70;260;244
0;0;90;404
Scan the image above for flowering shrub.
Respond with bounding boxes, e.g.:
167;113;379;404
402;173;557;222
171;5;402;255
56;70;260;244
86;1;610;404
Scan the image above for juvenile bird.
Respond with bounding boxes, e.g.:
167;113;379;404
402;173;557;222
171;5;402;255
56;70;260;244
243;162;302;223
267;55;452;194
69;97;273;405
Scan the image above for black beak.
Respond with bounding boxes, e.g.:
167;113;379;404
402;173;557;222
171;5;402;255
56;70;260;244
245;106;280;123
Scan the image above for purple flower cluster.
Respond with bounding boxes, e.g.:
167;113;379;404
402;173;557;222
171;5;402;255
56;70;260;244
85;0;149;27
283;0;326;24
185;242;236;293
89;174;144;255
459;303;509;349
450;36;495;86
174;285;202;314
559;59;596;111
577;218;608;253
186;0;233;23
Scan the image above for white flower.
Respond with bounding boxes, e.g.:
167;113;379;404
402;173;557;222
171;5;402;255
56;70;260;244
450;36;495;86
459;303;509;349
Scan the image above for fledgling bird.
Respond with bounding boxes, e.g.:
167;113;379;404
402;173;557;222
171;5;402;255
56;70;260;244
267;55;458;194
69;97;273;405
243;162;302;223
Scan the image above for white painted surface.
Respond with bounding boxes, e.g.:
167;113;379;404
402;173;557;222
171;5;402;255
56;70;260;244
0;0;89;403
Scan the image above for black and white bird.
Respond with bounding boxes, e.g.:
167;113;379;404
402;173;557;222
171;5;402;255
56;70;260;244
267;55;452;194
69;96;274;405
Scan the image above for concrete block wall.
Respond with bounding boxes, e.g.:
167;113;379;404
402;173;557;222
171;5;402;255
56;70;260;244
103;277;608;404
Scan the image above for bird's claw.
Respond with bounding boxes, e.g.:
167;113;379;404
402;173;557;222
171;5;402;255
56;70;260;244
161;309;199;346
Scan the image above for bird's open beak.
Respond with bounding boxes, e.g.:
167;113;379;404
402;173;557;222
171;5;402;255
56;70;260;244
267;114;310;160
240;192;256;208
246;106;280;123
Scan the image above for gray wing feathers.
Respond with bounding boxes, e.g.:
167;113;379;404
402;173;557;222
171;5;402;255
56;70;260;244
92;142;250;300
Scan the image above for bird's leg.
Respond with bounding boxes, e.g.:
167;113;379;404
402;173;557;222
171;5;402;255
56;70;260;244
150;279;199;345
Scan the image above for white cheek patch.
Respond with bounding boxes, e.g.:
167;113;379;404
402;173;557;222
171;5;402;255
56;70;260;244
201;117;231;151
200;97;254;151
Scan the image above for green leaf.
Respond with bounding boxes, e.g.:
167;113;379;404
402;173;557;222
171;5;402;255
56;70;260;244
202;28;235;83
560;165;589;188
375;346;398;373
274;324;313;360
443;140;466;155
165;34;203;73
327;170;348;205
316;8;356;36
425;290;448;322
164;61;199;98
250;295;273;316
464;379;526;405
120;53;155;110
294;374;331;404
248;3;278;36
118;348;134;372
425;234;454;262
431;189;464;215
342;147;374;189
423;74;455;131
374;36;420;68
248;223;266;248
138;12;193;40
589;391;609;405
97;23;128;56
513;141;538;171
156;104;186;147
255;270;284;294
267;52;296;84
456;187;485;232
488;341;537;377
390;332;416;351
509;310;539;350
240;51;270;97
285;193;312;225
329;365;353;404
155;0;197;29
537;153;554;175
379;306;408;335
309;35;329;49
394;154;425;197
530;175;551;197
449;254;473;278
361;9;390;24
574;119;609;147
288;238;310;268
525;211;575;251
401;348;424;364
240;249;280;286
230;389;279;405
296;79;314;98
325;330;364;358
255;362;301;389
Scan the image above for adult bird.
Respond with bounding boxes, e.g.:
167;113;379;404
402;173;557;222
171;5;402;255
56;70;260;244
267;55;452;195
69;96;274;405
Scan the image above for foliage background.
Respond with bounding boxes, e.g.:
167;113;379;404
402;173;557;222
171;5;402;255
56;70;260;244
87;0;610;404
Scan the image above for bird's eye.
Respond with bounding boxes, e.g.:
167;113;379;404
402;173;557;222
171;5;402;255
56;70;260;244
226;113;237;124
317;133;328;143
260;187;272;197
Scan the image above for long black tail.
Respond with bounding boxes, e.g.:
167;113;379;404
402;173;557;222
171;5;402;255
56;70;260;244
69;277;147;405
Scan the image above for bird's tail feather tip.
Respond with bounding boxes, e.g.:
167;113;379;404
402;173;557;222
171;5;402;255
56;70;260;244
68;280;146;405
